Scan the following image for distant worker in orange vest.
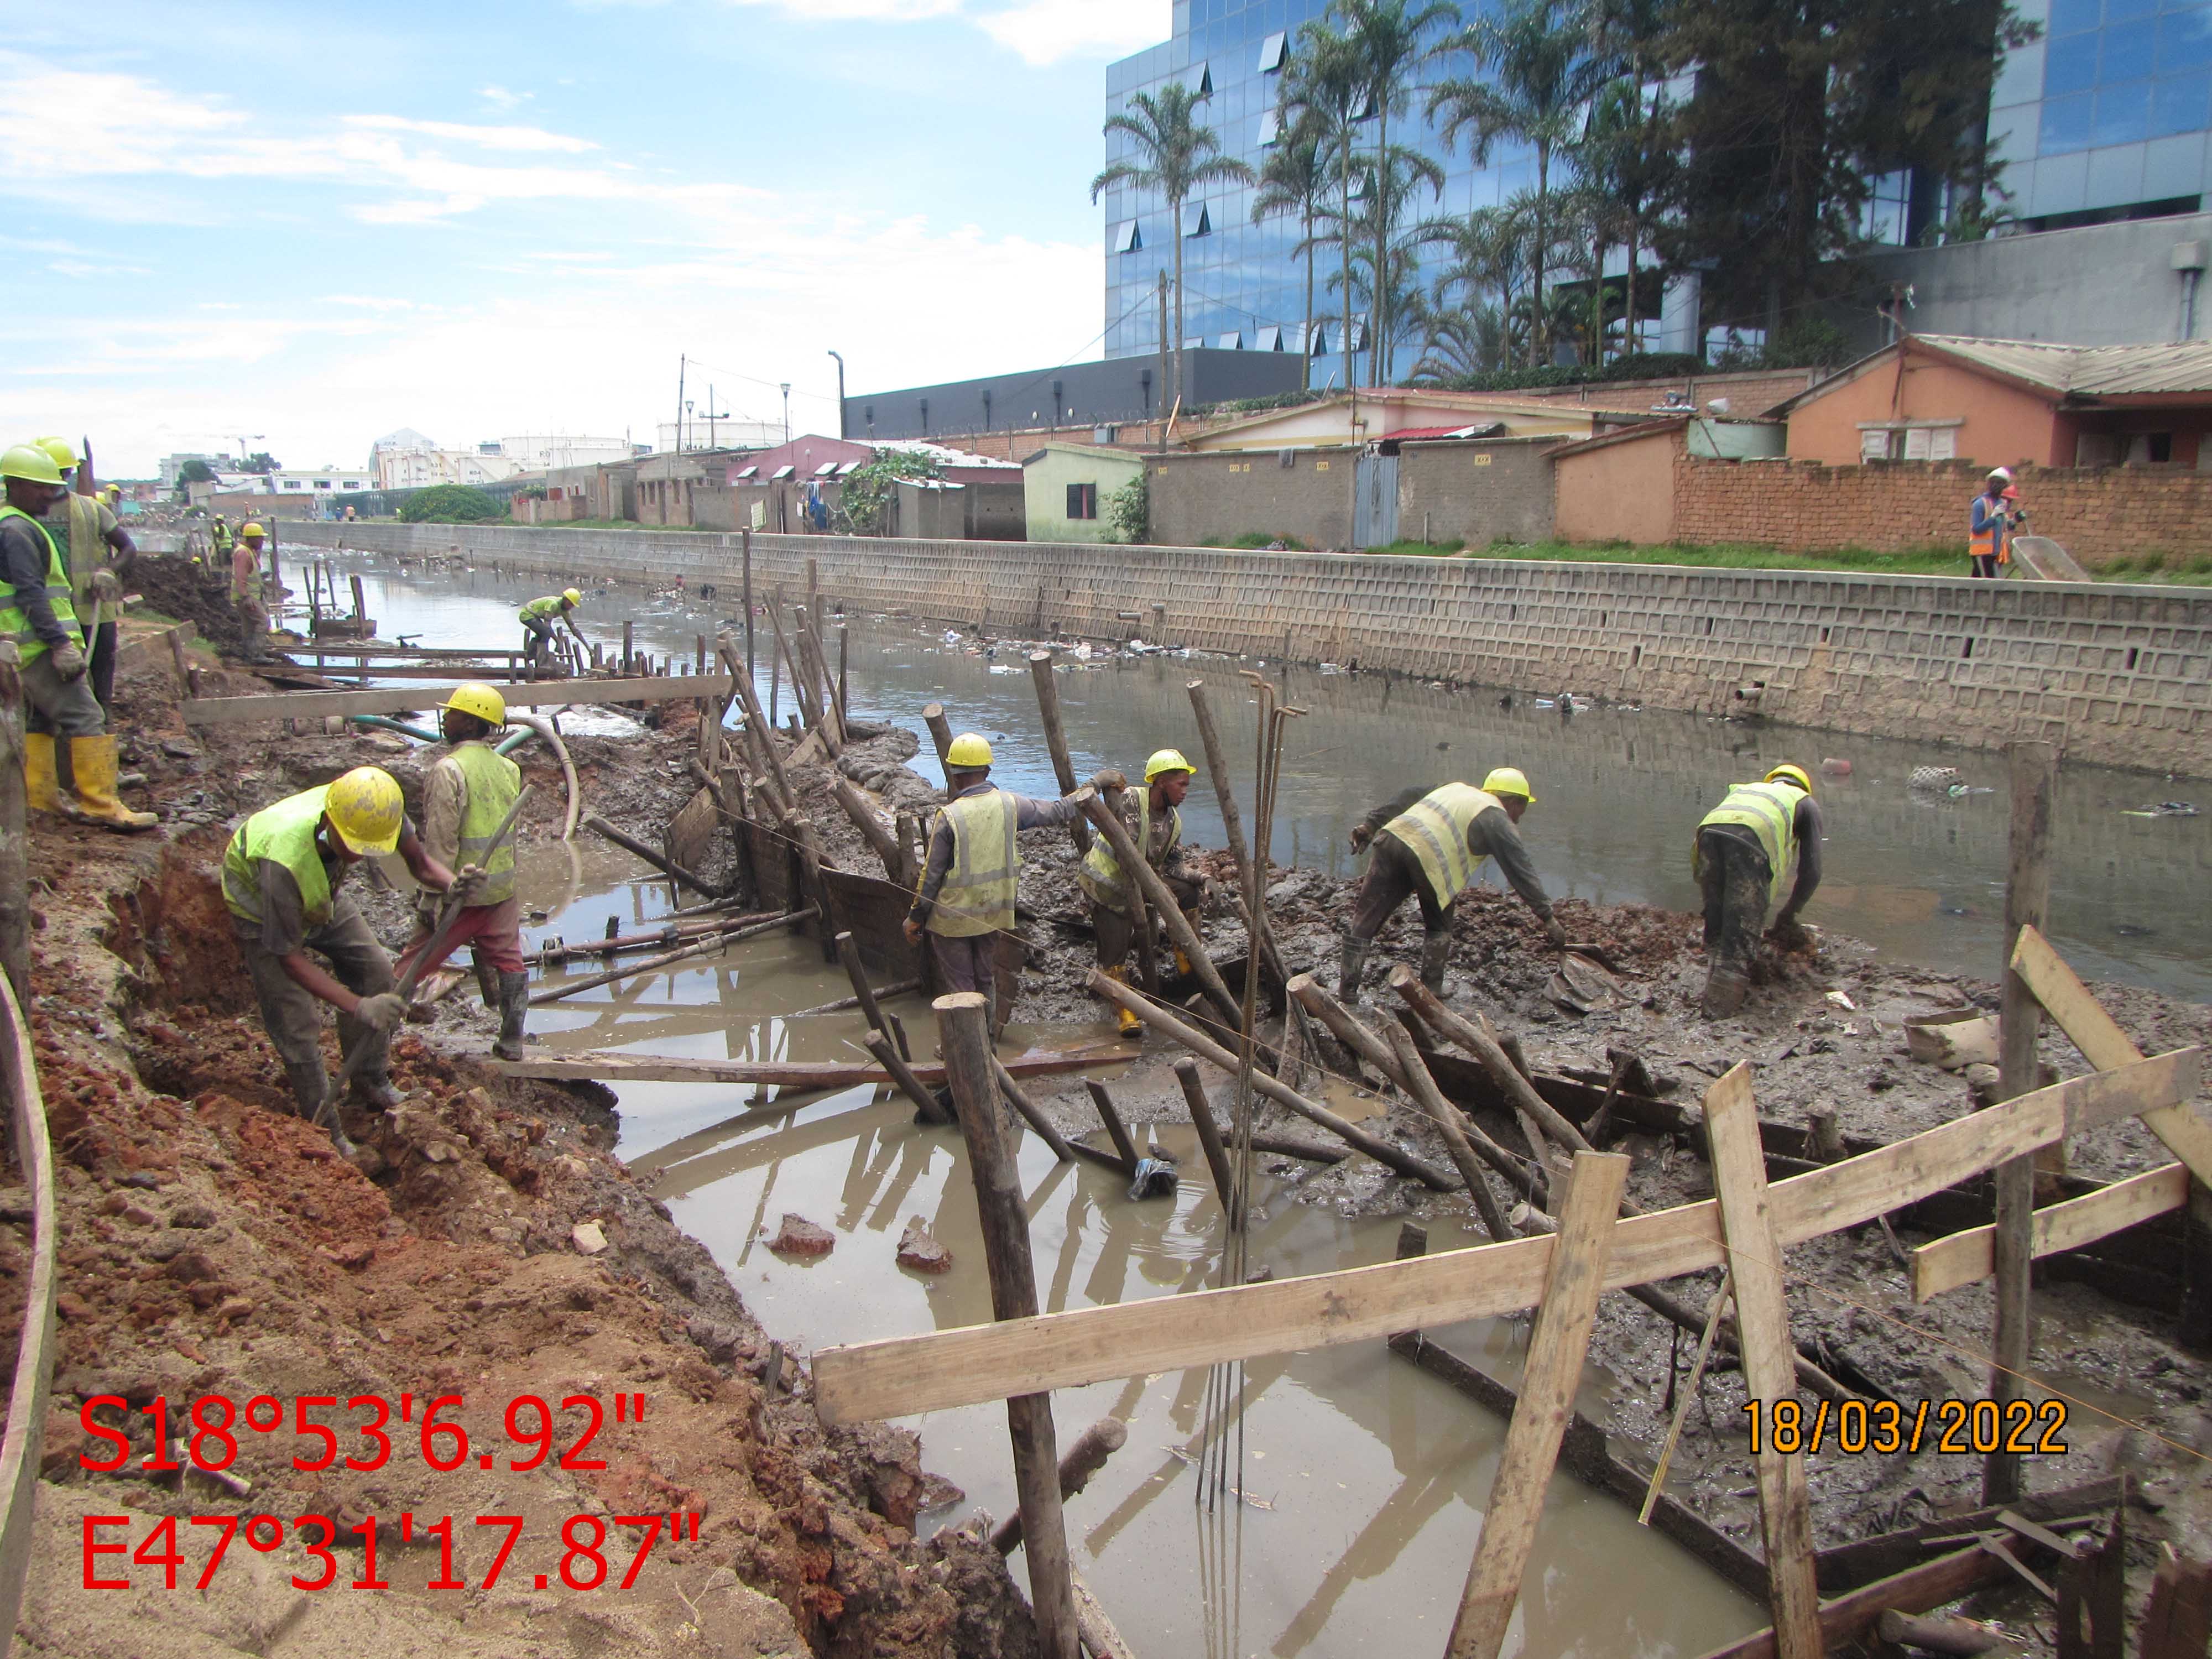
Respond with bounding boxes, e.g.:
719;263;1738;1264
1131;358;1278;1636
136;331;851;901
1969;468;2014;578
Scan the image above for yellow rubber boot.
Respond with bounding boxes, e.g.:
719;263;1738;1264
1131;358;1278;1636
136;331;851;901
1105;966;1143;1038
68;736;156;831
22;734;58;813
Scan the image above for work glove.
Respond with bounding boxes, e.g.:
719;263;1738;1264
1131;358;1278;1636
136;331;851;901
1348;823;1373;853
87;570;123;603
452;863;487;902
48;640;86;684
1090;769;1127;793
902;916;925;946
354;992;408;1034
1542;916;1568;949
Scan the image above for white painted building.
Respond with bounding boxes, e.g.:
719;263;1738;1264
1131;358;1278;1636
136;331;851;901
369;427;523;491
654;419;782;454
496;434;635;470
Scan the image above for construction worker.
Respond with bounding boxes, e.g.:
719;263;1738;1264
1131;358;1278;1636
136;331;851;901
0;444;153;831
394;684;527;1059
231;522;273;662
901;732;1084;1036
1969;468;2013;578
519;588;585;674
209;514;232;559
1340;769;1564;1002
1693;763;1824;1019
33;438;134;712
222;768;460;1149
1080;747;1211;1036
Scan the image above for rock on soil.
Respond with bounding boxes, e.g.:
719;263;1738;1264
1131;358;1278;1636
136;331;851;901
896;1217;953;1274
766;1213;837;1258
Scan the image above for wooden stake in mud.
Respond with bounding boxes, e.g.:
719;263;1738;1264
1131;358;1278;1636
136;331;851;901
718;634;796;811
837;624;849;723
1381;1021;1512;1242
740;528;756;682
833;931;891;1042
622;619;634;677
935;992;1081;1659
921;702;953;769
863;1031;951;1125
1173;1058;1242;1228
1185;680;1249;873
1446;1150;1630;1659
1987;739;2056;1506
583;813;722;899
991;1416;1129;1553
0;645;28;1005
1026;651;1091;858
1083;1081;1140;1175
1073;786;1240;1027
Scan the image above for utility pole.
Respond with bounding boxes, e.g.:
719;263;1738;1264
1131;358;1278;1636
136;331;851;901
780;383;791;446
675;354;686;453
1156;270;1171;454
827;350;847;440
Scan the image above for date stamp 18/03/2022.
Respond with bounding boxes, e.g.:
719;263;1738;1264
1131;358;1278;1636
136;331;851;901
1743;1396;2070;1457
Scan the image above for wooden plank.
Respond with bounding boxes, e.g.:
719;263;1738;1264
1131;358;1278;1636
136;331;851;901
1694;1547;2003;1659
1446;1152;1630;1659
0;972;59;1635
1912;1164;2190;1302
496;1044;1133;1089
1703;1065;1822;1659
181;672;733;725
1814;1478;2121;1595
810;1050;2195;1425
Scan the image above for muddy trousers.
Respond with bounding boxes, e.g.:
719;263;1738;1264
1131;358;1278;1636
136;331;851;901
1341;832;1451;999
236;597;269;659
1090;875;1203;970
521;617;557;674
238;899;397;1117
1697;827;1773;1018
928;931;1005;1037
397;898;530;1058
86;620;117;713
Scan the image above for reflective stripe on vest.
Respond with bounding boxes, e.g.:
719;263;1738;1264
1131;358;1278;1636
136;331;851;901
222;786;336;929
1695;782;1799;907
446;740;521;905
928;788;1020;937
1969;497;2004;560
1383;784;1503;909
0;506;82;663
1078;789;1181;914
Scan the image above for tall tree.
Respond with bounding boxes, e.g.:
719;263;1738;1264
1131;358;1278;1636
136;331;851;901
1252;107;1336;390
1281;25;1371;397
1430;0;1614;365
1092;83;1255;417
1573;68;1677;358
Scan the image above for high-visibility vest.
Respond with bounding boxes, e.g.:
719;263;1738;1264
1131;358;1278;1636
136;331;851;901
210;521;232;552
1695;782;1801;907
519;595;567;624
443;740;521;905
1969;496;2005;562
928;787;1019;938
0;506;82;666
1078;787;1180;915
232;545;263;604
1383;784;1504;909
222;786;337;930
60;495;120;624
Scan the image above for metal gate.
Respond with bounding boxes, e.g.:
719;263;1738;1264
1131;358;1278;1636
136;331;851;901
1354;452;1399;548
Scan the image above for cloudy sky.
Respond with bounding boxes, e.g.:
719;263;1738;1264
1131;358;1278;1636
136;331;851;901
0;0;1167;477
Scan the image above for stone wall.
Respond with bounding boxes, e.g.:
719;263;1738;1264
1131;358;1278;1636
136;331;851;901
281;518;2212;776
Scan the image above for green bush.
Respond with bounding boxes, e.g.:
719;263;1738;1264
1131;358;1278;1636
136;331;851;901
1106;470;1149;544
398;484;503;524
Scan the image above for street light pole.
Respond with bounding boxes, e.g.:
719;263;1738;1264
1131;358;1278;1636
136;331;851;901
780;383;792;446
827;351;847;440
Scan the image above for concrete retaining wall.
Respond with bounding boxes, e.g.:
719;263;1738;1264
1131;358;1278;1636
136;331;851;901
280;518;2212;776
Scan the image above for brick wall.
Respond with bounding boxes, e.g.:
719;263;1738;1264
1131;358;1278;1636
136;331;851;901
1673;455;2212;566
1398;437;1561;545
282;519;2212;778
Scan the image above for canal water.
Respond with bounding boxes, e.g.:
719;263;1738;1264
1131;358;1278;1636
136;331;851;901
271;546;2210;1656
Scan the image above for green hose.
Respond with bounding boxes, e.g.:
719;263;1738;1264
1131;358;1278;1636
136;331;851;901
348;715;441;743
496;727;535;756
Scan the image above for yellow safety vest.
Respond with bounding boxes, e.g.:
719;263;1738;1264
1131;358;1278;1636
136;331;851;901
928;787;1019;938
520;595;567;624
444;740;521;906
0;506;82;666
1383;784;1504;909
1695;782;1801;907
61;495;120;624
222;786;337;930
1078;788;1180;915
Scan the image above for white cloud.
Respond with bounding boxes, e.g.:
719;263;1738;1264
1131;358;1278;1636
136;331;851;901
478;84;533;111
342;114;598;154
717;0;964;19
975;0;1167;66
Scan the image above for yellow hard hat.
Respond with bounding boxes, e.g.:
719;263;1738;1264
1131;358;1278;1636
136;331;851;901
1765;763;1813;796
0;444;63;486
32;436;76;471
443;682;508;727
1145;747;1194;782
1481;766;1535;803
322;767;405;855
562;587;583;606
946;732;993;769
239;521;265;539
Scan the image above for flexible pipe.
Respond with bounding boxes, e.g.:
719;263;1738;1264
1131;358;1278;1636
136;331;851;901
503;710;581;841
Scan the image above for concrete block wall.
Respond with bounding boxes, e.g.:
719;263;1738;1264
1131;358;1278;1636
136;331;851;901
283;519;2212;777
1397;438;1559;546
1148;449;1353;549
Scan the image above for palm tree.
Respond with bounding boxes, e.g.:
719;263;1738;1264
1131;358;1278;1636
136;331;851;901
1327;0;1460;382
1429;0;1614;365
1251;108;1335;389
1408;301;1514;383
1342;149;1444;374
1420;200;1535;337
1092;83;1255;417
1281;26;1370;398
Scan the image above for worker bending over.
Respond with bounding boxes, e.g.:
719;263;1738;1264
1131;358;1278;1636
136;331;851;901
231;521;272;664
34;438;133;712
394;685;528;1058
223;768;459;1150
1080;747;1211;1036
1693;763;1823;1019
902;733;1084;1036
209;514;232;560
519;589;585;674
1340;769;1563;1001
0;444;153;830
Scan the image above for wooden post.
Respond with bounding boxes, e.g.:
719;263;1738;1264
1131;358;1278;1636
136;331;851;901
830;776;905;882
1083;1080;1140;1175
1172;1058;1241;1228
766;603;816;730
582;813;721;898
921;702;953;769
1074;787;1240;1026
1381;1021;1512;1242
834;931;891;1042
1987;739;2056;1505
349;572;366;620
718;635;796;811
2055;1506;2126;1659
1702;1063;1823;1659
934;992;1081;1659
863;1031;951;1126
1026;651;1091;857
991;1416;1129;1553
0;645;27;1005
1445;1151;1631;1659
2142;1545;2212;1659
789;815;838;963
740;529;756;682
1185;680;1249;874
989;1056;1103;1168
837;624;848;723
622;618;634;677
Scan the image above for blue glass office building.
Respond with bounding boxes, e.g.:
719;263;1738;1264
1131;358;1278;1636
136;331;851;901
1101;0;2212;377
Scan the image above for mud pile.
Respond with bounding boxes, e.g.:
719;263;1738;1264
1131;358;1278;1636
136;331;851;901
131;552;253;654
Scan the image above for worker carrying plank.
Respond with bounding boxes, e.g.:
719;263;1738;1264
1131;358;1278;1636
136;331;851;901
222;767;462;1151
1339;769;1563;1003
902;732;1086;1038
1693;762;1823;1019
1080;746;1212;1037
518;588;585;675
394;683;528;1058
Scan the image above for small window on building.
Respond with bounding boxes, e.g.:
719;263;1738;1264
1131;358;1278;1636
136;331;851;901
1182;201;1212;237
1113;218;1143;253
2077;432;2123;466
1191;62;1212;96
814;461;839;477
2126;431;2175;463
1067;483;1098;520
1255;325;1283;351
733;466;758;479
771;465;795;480
1256;106;1282;146
1217;330;1243;349
1259;31;1287;71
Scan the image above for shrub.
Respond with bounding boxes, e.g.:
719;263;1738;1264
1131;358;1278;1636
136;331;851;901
1106;470;1149;544
398;484;503;524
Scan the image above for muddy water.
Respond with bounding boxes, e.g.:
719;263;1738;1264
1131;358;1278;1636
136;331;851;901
309;550;2212;1001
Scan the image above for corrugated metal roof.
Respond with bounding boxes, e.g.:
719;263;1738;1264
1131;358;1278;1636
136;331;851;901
1916;334;2212;396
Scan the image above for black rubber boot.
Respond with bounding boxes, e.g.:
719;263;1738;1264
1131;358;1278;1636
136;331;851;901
494;970;530;1061
351;1072;403;1112
1337;936;1370;1003
1420;931;1452;995
474;951;500;1009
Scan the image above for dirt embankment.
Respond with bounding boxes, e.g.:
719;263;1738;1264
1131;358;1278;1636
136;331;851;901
0;638;1039;1658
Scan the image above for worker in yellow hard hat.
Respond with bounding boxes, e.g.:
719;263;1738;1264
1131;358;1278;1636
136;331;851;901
231;520;273;664
1692;763;1824;1019
518;587;586;676
209;512;233;558
1080;746;1212;1036
1340;766;1564;1002
394;685;526;1058
0;443;153;830
902;731;1088;1039
34;437;137;713
222;766;461;1153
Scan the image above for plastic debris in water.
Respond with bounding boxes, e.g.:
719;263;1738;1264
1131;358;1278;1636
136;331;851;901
1126;1158;1178;1201
2121;801;2200;817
